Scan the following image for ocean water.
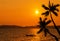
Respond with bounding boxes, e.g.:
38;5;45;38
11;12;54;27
0;26;60;41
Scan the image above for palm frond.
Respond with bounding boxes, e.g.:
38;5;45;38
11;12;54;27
40;17;42;22
52;3;53;7
54;4;60;7
42;11;49;16
37;28;43;34
55;8;59;12
52;11;58;16
42;5;49;10
49;1;51;8
43;18;47;22
46;20;51;25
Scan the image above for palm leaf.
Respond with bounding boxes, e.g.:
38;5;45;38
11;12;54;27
42;11;49;16
42;5;49;10
43;18;47;22
52;11;58;16
37;28;43;34
52;3;54;7
55;8;59;12
40;17;42;22
54;4;60;7
49;1;51;8
39;18;43;25
46;20;51;25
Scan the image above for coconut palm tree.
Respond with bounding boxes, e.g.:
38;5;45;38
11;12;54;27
37;17;51;36
42;1;60;35
37;17;59;41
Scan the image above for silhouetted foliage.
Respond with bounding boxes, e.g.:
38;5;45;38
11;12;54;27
37;17;51;36
37;17;59;41
42;1;60;35
42;1;59;16
37;1;60;41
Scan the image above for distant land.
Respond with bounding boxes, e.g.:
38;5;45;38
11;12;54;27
0;25;60;29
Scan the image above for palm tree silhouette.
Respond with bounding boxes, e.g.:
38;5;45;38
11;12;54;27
37;17;51;36
42;1;60;35
37;17;59;41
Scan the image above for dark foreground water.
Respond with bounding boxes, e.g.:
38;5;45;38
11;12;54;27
0;26;60;41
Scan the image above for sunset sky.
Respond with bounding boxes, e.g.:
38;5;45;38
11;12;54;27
0;0;60;26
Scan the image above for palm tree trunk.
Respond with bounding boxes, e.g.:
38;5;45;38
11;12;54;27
50;13;60;35
47;29;59;41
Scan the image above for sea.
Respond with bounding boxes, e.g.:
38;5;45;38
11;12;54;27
0;25;60;41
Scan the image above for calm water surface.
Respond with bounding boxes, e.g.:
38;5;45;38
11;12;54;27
0;27;60;41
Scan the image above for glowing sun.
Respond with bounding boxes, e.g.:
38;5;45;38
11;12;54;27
35;10;39;14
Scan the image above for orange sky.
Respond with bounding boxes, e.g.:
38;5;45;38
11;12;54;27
0;0;60;26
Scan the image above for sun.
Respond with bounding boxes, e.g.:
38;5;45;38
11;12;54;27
35;10;39;14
